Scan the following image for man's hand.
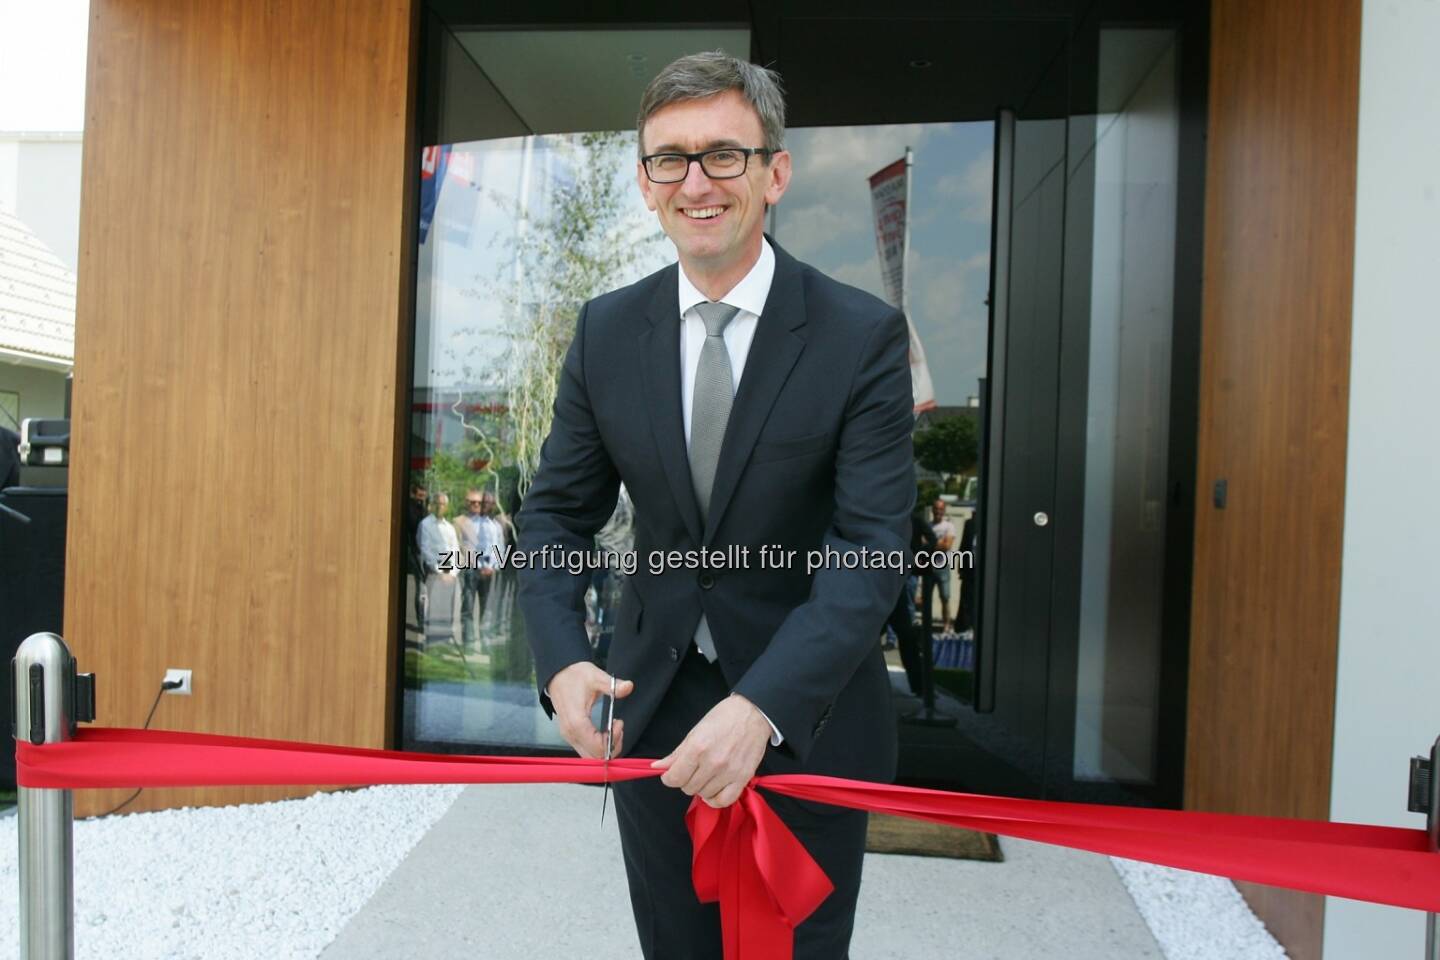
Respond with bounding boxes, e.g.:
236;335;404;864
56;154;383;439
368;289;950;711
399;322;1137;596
651;694;772;809
548;661;633;759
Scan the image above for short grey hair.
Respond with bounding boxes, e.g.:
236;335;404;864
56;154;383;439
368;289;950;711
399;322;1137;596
636;51;786;160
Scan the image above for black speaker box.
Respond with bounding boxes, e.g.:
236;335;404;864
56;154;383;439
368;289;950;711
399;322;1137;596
0;487;68;789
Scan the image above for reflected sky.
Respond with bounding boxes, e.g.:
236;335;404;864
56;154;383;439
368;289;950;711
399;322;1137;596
416;133;672;391
777;122;994;406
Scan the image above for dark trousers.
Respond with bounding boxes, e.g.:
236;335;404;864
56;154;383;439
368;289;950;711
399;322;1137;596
459;568;492;646
887;595;924;696
613;644;869;960
957;567;977;633
407;557;426;628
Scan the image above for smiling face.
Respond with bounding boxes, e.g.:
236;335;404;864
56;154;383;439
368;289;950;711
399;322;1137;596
637;90;791;294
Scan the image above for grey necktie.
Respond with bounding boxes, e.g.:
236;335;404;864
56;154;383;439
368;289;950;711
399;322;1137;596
688;300;740;662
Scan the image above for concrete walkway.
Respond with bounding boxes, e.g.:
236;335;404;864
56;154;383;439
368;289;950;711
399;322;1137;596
321;783;1164;959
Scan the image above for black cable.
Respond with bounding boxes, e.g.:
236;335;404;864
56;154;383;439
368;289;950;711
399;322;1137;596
93;680;181;818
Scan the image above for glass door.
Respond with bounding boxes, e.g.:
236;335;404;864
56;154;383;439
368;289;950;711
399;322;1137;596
976;12;1202;805
765;5;1204;805
1044;19;1202;806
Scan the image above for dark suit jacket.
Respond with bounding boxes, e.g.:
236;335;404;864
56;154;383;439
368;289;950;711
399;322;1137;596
516;239;913;783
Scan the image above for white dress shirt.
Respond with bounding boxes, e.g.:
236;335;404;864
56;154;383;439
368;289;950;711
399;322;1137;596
417;514;460;573
677;239;784;747
677;237;773;445
474;515;503;567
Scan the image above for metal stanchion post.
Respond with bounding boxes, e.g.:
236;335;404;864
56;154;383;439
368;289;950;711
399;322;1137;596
1408;735;1440;960
12;632;93;960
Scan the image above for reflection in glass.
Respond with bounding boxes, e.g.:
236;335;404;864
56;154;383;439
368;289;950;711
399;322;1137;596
1073;30;1180;784
776;121;992;732
405;131;670;749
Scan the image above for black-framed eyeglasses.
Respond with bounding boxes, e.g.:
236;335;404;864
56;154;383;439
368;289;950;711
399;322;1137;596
640;147;776;183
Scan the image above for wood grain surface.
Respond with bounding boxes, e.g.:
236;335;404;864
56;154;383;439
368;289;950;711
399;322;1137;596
1186;1;1362;956
67;0;419;817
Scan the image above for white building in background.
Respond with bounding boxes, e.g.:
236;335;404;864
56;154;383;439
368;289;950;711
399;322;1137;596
0;131;82;271
0;130;81;433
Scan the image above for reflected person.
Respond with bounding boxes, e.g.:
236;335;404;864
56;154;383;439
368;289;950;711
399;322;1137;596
454;489;502;651
930;497;958;634
488;503;532;682
404;481;429;633
416;491;459;647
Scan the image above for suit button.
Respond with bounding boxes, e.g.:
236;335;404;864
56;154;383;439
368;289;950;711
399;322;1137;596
698;572;715;590
812;704;833;737
668;646;680;662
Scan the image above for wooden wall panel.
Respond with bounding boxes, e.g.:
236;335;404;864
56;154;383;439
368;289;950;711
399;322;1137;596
67;0;418;816
1186;1;1361;957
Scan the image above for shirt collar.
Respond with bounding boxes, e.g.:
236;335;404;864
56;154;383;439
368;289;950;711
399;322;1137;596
676;236;775;320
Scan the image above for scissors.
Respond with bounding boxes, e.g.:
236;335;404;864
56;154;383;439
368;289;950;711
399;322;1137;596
600;671;616;826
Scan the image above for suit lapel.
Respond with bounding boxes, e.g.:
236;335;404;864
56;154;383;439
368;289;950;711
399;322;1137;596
639;265;705;546
703;242;808;544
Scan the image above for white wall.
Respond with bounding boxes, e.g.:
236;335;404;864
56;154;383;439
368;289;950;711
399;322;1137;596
1325;1;1440;956
0;139;16;215
0;360;66;425
16;138;82;271
0;134;83;271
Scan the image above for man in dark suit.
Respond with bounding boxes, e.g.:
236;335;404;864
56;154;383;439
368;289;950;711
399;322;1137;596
517;51;914;959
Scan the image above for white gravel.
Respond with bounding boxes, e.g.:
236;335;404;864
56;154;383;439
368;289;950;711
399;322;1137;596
0;786;1291;959
0;784;464;960
1111;856;1290;959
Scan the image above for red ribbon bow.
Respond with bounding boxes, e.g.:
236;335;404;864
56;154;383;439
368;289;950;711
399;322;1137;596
688;787;833;960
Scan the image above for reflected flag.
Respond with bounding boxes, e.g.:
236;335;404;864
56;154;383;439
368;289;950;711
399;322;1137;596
440;149;479;247
868;153;936;414
419;144;451;244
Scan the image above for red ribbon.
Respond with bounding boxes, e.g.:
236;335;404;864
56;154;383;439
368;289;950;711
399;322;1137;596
17;727;1440;960
689;788;833;960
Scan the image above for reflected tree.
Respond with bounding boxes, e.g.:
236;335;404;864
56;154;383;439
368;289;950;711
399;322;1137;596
491;131;664;495
914;415;978;494
433;131;664;683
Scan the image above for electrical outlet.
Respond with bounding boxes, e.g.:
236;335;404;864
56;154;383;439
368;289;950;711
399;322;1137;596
163;669;192;695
